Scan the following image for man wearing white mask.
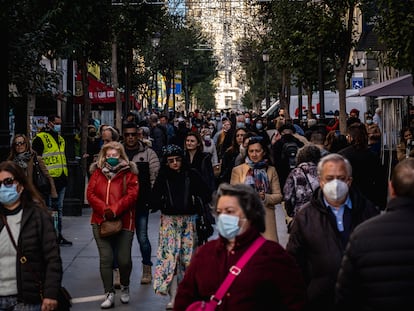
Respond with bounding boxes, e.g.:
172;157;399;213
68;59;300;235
286;153;379;311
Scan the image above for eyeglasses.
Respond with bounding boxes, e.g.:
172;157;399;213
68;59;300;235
0;177;15;188
15;141;26;146
167;157;182;164
124;133;138;137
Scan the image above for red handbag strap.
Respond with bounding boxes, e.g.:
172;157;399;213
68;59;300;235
210;236;266;306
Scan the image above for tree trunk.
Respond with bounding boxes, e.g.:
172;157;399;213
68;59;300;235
27;93;36;137
112;39;122;132
80;58;91;176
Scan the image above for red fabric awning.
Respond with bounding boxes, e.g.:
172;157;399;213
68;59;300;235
74;73;138;107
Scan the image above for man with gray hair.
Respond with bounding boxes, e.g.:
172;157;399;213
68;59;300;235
336;158;414;310
286;153;379;311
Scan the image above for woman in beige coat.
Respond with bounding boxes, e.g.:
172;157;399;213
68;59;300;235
230;136;282;242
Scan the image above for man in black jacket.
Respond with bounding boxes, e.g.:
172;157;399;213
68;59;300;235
286;153;379;311
336;158;414;310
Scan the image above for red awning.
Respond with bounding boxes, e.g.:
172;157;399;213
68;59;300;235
74;73;138;107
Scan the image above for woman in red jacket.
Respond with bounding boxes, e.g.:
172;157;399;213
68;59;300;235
87;141;138;309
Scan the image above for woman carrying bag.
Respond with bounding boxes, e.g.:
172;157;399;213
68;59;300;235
174;183;306;311
87;141;138;309
7;134;57;204
0;161;62;311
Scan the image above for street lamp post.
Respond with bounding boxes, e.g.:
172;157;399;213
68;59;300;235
183;59;189;114
151;32;160;111
262;50;270;110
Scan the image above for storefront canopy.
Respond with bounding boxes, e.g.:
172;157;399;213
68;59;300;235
353;74;414;97
74;73;137;107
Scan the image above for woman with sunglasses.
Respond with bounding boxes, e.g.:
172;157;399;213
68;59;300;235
151;145;212;310
230;136;283;242
87;141;138;308
0;161;62;311
7;134;57;204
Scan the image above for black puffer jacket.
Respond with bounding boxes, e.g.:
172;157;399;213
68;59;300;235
0;203;62;304
286;187;379;311
336;196;414;310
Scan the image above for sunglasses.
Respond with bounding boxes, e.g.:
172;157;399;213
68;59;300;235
124;133;138;137
0;177;15;188
249;136;263;142
15;141;26;146
167;157;182;164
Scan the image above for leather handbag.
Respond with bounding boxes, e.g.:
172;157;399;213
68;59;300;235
99;174;126;238
185;236;266;311
99;218;122;238
32;155;51;195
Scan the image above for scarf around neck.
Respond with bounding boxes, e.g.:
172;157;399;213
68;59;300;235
101;160;129;179
14;151;33;169
244;158;270;193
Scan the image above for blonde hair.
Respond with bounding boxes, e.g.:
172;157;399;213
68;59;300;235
96;141;129;168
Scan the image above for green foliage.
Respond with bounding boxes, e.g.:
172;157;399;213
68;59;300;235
369;0;414;75
193;80;216;111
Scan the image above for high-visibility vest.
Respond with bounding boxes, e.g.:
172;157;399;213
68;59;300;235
35;132;68;177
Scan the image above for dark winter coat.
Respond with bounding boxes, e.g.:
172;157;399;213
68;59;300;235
286;187;379;311
174;227;307;311
338;144;387;210
0;203;62;304
185;150;215;192
151;167;212;215
271;134;305;191
335;196;414;310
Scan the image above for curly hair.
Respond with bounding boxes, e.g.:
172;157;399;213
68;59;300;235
296;144;321;165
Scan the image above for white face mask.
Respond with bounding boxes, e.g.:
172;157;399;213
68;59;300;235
322;179;349;201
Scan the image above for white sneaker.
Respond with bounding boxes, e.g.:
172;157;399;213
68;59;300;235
120;285;130;304
101;292;115;309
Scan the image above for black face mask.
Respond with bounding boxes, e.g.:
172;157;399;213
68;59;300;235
89;132;96;137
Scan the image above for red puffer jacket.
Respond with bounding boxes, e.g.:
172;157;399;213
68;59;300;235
87;162;138;231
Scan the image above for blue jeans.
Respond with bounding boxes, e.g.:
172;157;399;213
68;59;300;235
135;209;152;266
49;186;66;235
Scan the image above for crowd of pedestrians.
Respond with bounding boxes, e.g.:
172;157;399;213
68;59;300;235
2;106;414;310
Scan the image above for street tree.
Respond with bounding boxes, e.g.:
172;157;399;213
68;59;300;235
364;0;414;78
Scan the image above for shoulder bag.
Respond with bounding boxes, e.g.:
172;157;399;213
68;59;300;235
99;174;126;238
32;155;51;195
0;214;72;310
185;236;266;311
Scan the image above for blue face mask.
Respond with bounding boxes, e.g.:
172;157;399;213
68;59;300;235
53;124;61;133
236;122;245;129
0;184;20;205
256;123;263;130
106;157;119;166
216;214;240;240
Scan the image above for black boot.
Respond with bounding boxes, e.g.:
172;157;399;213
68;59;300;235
58;234;73;246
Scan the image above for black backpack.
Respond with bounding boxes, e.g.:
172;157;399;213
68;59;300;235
282;141;299;170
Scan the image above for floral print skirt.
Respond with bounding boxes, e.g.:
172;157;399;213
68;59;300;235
153;214;197;295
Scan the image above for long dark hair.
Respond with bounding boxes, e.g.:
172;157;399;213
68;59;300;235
7;134;31;160
0;161;46;209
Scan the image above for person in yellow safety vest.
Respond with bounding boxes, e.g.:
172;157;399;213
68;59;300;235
32;115;72;246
